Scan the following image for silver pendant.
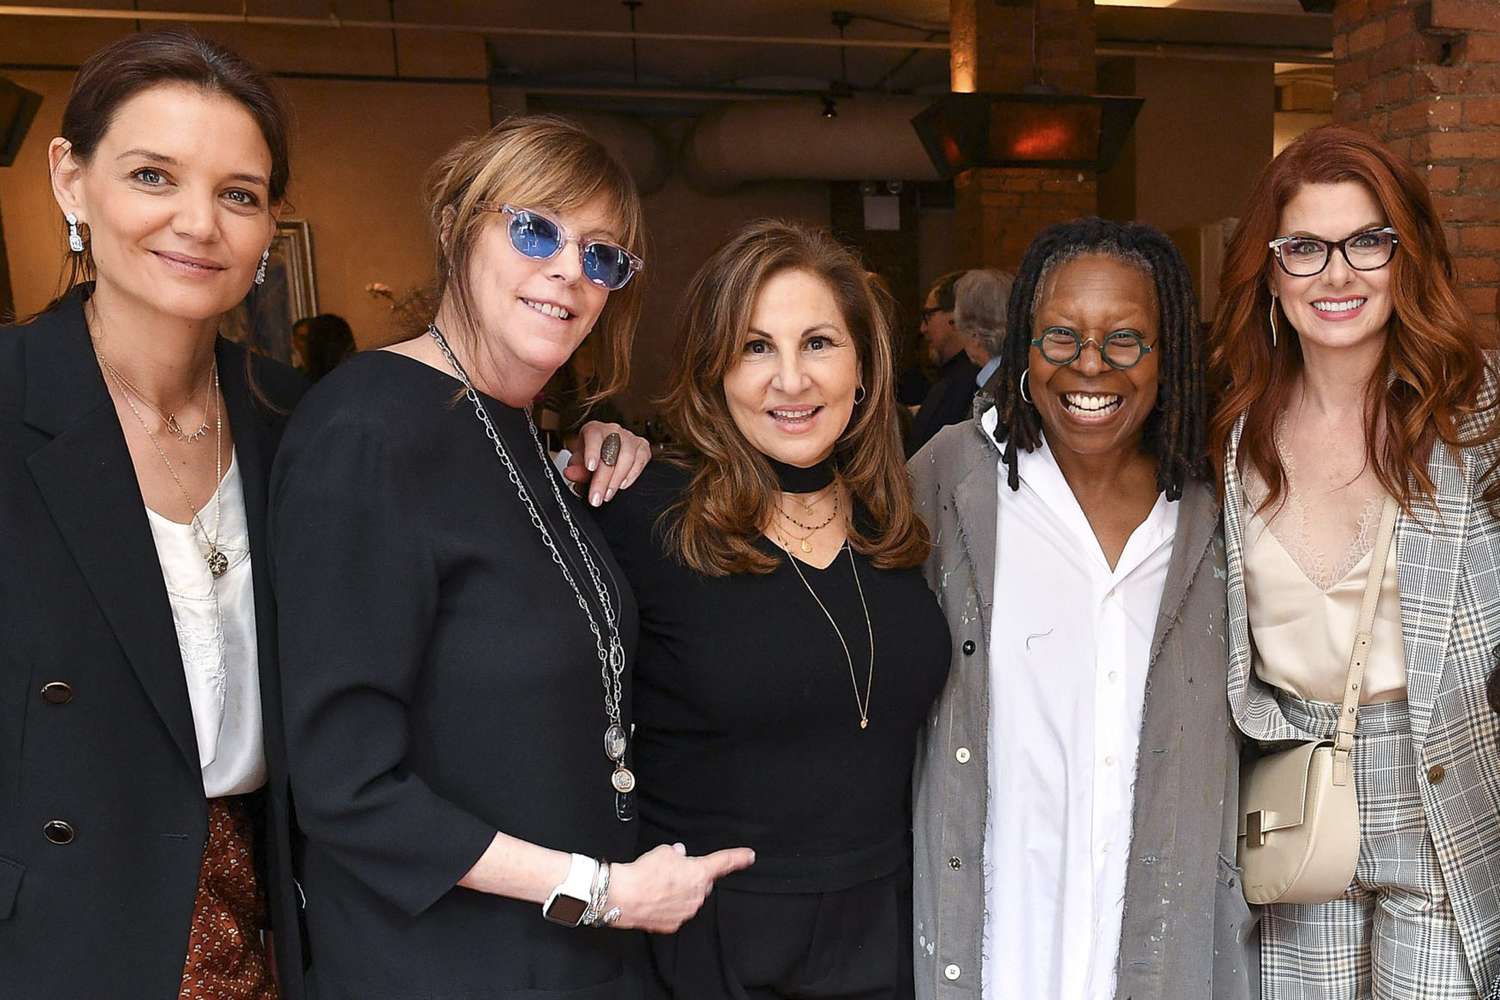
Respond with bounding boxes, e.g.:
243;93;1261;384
604;724;627;762
610;765;636;794
206;548;229;578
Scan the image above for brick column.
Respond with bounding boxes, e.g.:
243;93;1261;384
1333;0;1500;332
950;0;1099;270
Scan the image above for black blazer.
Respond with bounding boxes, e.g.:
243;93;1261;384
0;288;307;998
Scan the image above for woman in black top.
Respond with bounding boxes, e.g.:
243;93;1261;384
270;116;751;1000
596;220;951;999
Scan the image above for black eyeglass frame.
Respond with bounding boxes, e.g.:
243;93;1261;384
477;201;645;290
1267;226;1399;278
1028;328;1155;370
920;306;950;322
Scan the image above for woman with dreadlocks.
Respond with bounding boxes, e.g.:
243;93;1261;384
908;217;1254;1000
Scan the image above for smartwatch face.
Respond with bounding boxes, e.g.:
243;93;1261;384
544;893;590;927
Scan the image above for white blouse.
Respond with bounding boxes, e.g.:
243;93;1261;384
144;455;266;798
980;409;1179;1000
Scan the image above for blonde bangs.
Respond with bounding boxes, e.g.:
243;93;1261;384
427;115;646;400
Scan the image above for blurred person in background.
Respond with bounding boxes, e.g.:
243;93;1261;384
291;312;355;382
953;268;1014;391
908;270;979;455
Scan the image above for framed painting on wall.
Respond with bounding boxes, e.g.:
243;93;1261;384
225;219;318;363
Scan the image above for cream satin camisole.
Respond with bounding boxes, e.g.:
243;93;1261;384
1242;418;1407;705
1244;510;1406;703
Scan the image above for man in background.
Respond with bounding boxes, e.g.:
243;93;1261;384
907;271;979;455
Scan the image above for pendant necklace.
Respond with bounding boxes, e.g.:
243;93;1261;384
777;532;875;730
96;351;214;443
427;324;635;817
103;355;228;577
776;491;839;553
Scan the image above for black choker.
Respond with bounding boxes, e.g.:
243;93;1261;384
768;457;835;494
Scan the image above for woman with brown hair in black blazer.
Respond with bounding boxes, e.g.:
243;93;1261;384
0;30;307;999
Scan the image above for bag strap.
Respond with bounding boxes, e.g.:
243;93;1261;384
1332;496;1399;785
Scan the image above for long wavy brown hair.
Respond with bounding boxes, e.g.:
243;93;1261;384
660;219;929;576
1208;124;1494;513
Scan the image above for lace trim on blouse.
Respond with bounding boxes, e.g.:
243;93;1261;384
1242;414;1384;592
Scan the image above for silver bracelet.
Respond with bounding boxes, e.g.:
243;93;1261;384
586;861;618;927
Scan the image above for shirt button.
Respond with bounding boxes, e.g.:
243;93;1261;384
1104;755;1116;766
962;640;976;656
1428;764;1446;784
948;856;962;870
944;964;962;981
955;747;971;764
1107;671;1118;683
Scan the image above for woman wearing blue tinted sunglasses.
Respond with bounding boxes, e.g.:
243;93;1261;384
270;115;752;998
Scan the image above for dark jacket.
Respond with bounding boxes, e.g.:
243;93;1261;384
0;288;307;998
906;353;981;457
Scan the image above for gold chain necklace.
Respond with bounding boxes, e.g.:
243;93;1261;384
777;490;839;538
103;356;228;577
777;533;875;730
95;351;213;443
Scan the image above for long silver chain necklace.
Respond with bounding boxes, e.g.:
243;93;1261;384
776;530;876;730
96;351;213;443
103;354;229;577
427;324;634;815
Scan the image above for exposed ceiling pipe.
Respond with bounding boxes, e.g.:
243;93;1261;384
0;7;1332;68
681;97;941;192
1097;41;1331;65
0;5;951;50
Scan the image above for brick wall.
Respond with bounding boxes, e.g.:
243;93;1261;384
954;168;1098;270
1334;0;1500;331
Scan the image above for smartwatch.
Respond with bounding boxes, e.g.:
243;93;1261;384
542;853;597;927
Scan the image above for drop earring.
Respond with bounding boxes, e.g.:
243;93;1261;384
255;247;270;285
854;385;866;405
65;212;84;254
1268;292;1279;348
1019;368;1033;405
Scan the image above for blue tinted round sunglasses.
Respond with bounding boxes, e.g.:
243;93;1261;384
478;202;644;291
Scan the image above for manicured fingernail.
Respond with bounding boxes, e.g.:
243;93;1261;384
591;492;602;506
587;458;597;471
606;488;616;501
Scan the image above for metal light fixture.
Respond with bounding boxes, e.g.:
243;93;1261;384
911;92;1143;174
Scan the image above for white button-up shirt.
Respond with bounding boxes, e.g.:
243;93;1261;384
979;413;1177;999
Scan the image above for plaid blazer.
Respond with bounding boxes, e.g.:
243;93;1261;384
1224;409;1500;996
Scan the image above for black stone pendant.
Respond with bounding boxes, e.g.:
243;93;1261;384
615;791;635;823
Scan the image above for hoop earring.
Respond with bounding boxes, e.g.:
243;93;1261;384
854;385;866;405
1019;368;1033;405
65;212;84;254
1268;292;1279;348
255;247;270;286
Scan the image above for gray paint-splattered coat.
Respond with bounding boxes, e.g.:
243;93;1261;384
908;413;1257;1000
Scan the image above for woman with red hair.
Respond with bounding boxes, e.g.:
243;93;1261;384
1210;124;1500;997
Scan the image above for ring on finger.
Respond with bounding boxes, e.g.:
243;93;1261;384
601;906;622;926
600;432;622;467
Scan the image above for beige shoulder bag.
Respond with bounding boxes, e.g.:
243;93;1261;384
1237;496;1398;906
